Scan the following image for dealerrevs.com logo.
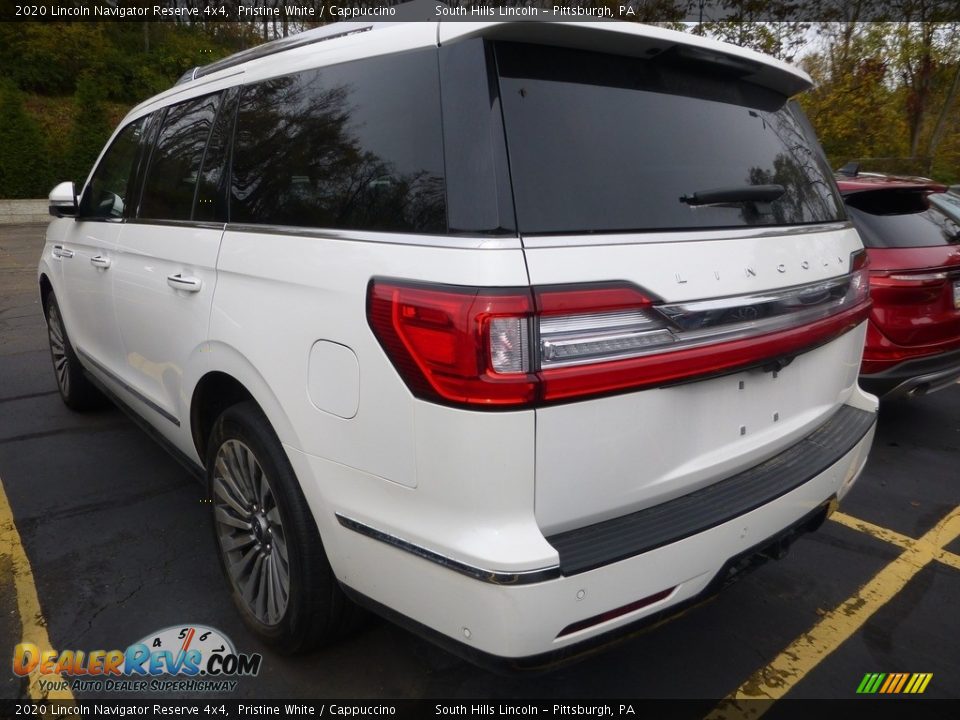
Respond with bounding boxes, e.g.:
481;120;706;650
12;624;261;693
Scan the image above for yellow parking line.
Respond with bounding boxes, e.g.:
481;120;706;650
832;510;960;573
0;474;74;701
830;512;916;550
935;548;960;572
707;507;960;720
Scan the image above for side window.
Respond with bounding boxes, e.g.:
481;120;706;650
194;87;238;223
231;49;447;233
139;92;221;222
79;118;147;220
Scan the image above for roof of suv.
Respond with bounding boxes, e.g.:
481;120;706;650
132;17;812;118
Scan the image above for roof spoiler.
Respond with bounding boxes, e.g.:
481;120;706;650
837;161;860;177
439;21;813;97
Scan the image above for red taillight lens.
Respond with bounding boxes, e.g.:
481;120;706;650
368;271;872;410
367;281;538;407
869;270;949;305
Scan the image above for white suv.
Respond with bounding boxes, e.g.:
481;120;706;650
39;21;878;664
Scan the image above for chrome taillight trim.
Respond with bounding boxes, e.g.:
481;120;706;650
659;275;856;334
541;328;676;365
537;273;868;369
661;276;850;320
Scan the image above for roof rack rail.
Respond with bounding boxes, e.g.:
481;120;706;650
175;67;199;85
175;22;377;86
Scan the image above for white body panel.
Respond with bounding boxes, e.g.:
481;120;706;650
111;222;223;455
54;219;124;369
209;228;529;488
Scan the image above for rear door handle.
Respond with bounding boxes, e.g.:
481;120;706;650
166;274;203;293
90;255;112;269
52;245;74;259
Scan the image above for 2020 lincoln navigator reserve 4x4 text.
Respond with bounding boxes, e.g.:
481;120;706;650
39;20;878;663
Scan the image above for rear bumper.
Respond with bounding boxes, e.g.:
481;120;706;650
343;497;840;671
299;398;877;660
860;346;960;399
546;405;875;576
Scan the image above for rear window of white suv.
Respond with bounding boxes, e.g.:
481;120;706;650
496;42;845;235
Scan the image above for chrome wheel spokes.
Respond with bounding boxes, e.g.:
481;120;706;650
47;305;69;397
212;439;290;626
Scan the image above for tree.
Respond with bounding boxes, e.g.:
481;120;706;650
798;25;912;169
892;20;939;157
0;80;53;198
65;75;113;189
925;59;960;174
799;20;960;179
692;0;811;62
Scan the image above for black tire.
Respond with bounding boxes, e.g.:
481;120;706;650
45;292;106;411
206;401;361;653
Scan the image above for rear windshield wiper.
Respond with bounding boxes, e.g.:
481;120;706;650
680;184;785;206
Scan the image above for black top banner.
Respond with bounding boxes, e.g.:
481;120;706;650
3;699;960;720
2;0;959;23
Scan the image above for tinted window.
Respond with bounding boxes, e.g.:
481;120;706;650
496;43;845;235
195;87;238;223
846;190;960;248
231;49;446;233
79;118;147;220
139;92;221;221
439;40;515;235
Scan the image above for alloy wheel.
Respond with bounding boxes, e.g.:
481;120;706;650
47;304;70;397
212;439;291;626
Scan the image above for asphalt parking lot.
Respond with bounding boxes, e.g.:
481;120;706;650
1;222;958;708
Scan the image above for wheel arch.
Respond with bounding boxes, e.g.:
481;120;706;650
38;273;53;316
189;348;301;466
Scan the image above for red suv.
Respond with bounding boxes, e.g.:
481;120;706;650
837;170;960;399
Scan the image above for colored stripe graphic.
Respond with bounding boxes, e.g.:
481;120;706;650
893;674;909;693
857;673;932;694
878;674;895;693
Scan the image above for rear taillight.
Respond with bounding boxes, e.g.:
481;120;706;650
869;269;951;305
879;272;948;284
366;282;538;407
368;262;872;409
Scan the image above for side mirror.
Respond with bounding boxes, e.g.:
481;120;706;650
49;182;78;218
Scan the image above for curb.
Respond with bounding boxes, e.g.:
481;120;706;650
0;199;50;225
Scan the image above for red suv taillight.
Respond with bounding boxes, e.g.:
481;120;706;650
366;282;538;407
368;259;871;409
869;270;951;303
